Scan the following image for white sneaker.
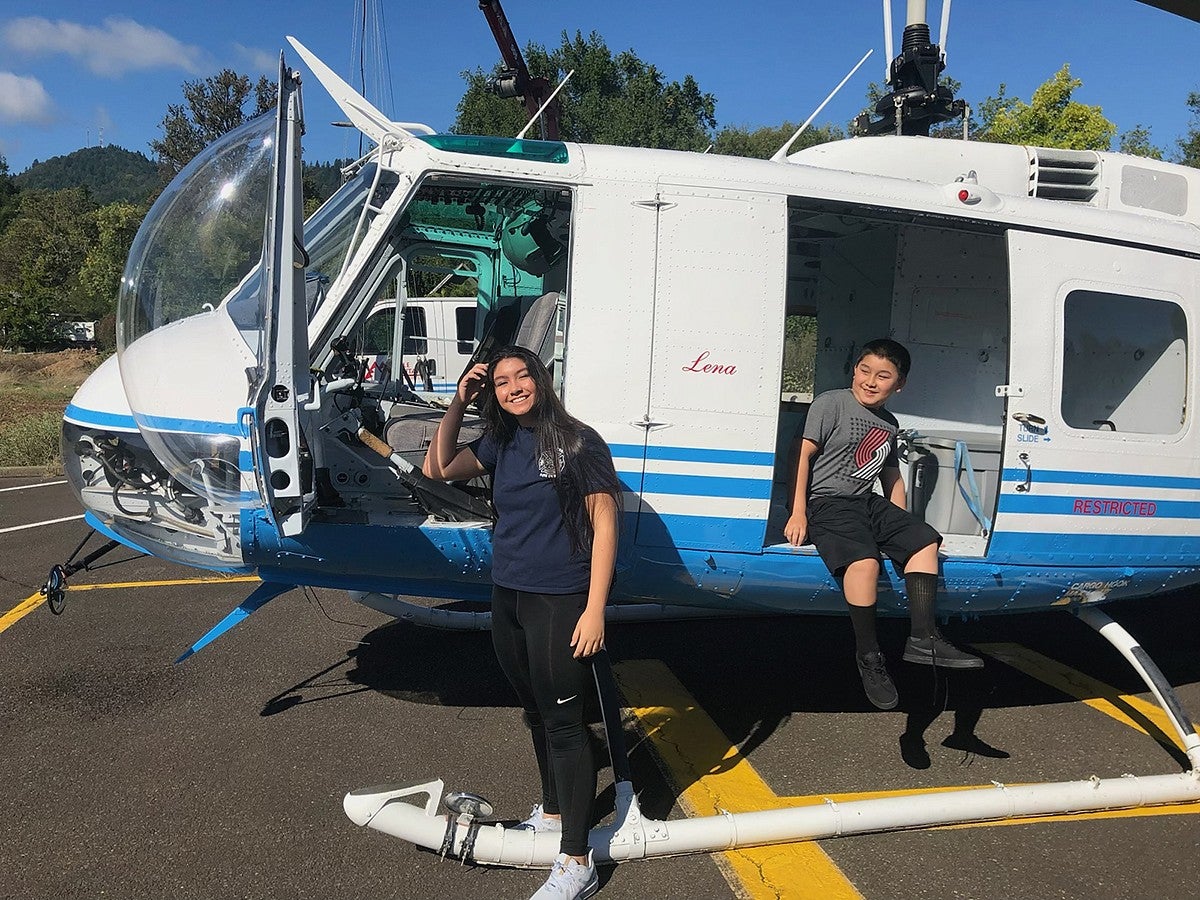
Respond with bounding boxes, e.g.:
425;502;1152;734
529;851;599;899
515;804;563;833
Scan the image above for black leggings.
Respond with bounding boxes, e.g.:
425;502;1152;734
491;585;600;857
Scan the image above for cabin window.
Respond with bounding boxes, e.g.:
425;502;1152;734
455;305;477;354
360;307;394;355
402;306;428;355
1061;290;1187;434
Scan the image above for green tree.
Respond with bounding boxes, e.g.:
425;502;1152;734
712;122;844;159
76;201;146;319
454;32;716;151
977;65;1115;151
0;188;98;348
1177;92;1200;168
0;156;18;233
1118;124;1164;160
151;69;277;178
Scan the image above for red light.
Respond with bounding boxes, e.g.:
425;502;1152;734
958;189;970;202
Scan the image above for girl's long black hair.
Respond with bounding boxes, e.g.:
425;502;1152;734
481;345;622;554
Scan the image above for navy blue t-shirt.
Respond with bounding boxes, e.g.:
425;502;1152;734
470;426;612;594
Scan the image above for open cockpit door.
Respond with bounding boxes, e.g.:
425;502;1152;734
252;58;313;537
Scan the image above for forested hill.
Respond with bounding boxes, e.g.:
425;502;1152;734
16;145;160;206
16;146;352;210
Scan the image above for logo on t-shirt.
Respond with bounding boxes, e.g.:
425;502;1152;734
850;426;892;481
538;448;566;479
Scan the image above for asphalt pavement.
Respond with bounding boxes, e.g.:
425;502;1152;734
3;475;1199;900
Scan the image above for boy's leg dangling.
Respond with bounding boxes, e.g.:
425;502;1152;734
843;559;898;710
902;567;983;669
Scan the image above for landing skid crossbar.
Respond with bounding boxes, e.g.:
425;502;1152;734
341;606;1200;867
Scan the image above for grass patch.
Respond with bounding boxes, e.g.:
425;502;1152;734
0;350;103;468
0;411;63;467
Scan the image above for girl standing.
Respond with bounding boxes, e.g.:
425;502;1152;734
423;345;621;900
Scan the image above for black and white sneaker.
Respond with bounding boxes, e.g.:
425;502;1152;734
856;651;899;710
903;634;984;669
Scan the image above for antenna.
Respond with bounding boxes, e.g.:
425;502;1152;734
882;0;894;82
938;0;952;63
770;49;873;162
515;69;574;140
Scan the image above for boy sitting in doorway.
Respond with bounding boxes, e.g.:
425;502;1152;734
785;338;982;710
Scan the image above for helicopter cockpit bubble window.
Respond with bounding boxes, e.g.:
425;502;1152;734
116;114;278;508
118;114;274;348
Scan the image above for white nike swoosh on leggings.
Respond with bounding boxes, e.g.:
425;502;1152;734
555;695;578;704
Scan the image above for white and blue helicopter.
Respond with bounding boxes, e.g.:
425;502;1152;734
50;0;1200;870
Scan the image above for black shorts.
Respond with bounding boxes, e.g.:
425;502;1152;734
807;493;941;576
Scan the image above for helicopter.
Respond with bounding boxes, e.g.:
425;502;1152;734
52;0;1200;869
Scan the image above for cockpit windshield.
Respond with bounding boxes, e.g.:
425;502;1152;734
225;161;399;330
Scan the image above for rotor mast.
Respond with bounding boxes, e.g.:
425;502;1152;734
857;0;964;137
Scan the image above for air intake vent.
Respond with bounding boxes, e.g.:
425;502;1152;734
1029;148;1101;203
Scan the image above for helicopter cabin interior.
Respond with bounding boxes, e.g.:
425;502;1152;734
771;198;1010;558
306;173;572;510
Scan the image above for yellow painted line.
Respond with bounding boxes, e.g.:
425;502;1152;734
0;576;261;635
65;576;260;592
0;591;46;633
976;641;1188;753
615;658;862;900
616;646;1200;881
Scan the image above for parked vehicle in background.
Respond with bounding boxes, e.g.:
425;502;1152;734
353;296;477;394
54;316;98;348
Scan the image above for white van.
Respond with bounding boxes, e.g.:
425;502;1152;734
353;296;477;394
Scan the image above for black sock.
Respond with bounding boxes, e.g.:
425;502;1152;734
906;572;939;639
848;603;879;656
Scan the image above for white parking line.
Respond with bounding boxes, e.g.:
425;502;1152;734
0;480;68;493
0;514;85;534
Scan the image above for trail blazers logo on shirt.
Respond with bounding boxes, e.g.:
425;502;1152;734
850;427;892;481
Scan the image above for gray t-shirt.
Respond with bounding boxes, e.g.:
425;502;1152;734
802;388;900;498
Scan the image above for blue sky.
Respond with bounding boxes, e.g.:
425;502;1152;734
1;1;1198;174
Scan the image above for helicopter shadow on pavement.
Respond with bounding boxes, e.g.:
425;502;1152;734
260;588;1200;825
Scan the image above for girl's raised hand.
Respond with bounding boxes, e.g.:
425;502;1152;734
458;362;490;405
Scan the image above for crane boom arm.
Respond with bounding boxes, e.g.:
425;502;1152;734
477;0;560;139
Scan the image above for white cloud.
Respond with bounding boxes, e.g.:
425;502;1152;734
0;71;56;125
233;43;279;76
2;16;208;77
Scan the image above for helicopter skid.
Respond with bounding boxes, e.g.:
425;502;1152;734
343;770;1200;868
343;606;1200;867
